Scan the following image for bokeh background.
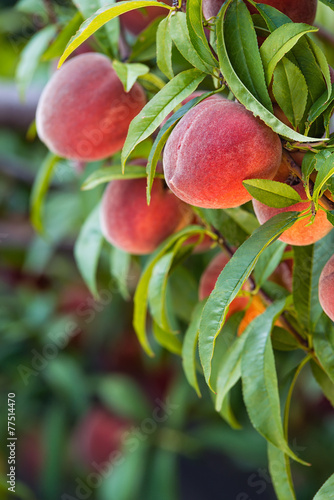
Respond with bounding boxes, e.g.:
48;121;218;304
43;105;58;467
1;1;334;499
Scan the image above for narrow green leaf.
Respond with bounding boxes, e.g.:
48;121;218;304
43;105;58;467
30;154;60;234
268;443;297;500
133;225;205;356
182;301;204;397
153;321;183;355
43;12;84;60
327;211;334;226
306;84;334;130
254;240;287;289
16;25;57;98
224;0;272;111
243;179;303;207
169;12;213;73
272;57;308;129
121;68;206;169
74;204;103;298
293;231;334;333
156;17;174;80
82;164;163;191
308;38;332;101
113;61;149;92
186;0;219;70
311;361;334;407
199;211;299;387
242;300;306;463
313;315;334;385
58;0;172;66
216;1;321;143
110;246;131;300
313;473;334;500
313;152;334;206
260;22;318;86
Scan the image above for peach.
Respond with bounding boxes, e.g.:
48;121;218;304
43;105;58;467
70;408;129;468
36;53;146;161
199;252;250;317
319;254;334;321
203;0;317;23
121;0;172;35
163;96;282;209
100;164;192;254
252;182;332;246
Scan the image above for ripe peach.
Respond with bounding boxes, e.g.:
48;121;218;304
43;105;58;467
252;182;332;246
163;96;282;209
70;408;129;468
203;0;317;23
36;53;146;161
100;164;192;254
199;252;250;316
319;254;334;321
121;0;172;35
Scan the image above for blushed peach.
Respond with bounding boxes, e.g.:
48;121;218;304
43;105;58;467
163;96;282;209
252;182;332;246
36;53;146;161
100;164;192;255
319;254;334;321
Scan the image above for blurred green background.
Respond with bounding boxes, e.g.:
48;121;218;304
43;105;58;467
1;1;334;499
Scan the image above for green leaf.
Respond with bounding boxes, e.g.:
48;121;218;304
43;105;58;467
272;57;308;129
313;315;334;385
243;179;303;207
130;16;162;62
313;152;334;206
30;154;60;234
215;321;248;413
58;0;172;66
156;17;174;80
306;84;334;130
82;164;163;191
186;0;218;70
74;204;103;298
319;0;334;8
97;374;151;420
242;300;306;463
153;321;182;355
110;246;131;299
223;0;272;111
121;68;206;169
293;231;334;333
260;22;318;86
308;38;332;101
169;12;213;73
43;12;84;61
199;211;298;388
327;211;334;226
16;25;57;98
133;225;205;356
112;61;149;92
182;301;204;397
313;473;334;500
311;361;334;407
216;1;320;143
254;240;286;289
268;443;297;500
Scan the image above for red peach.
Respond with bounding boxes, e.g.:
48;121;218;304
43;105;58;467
100;164;192;255
36;53;146;161
163;96;282;209
319;254;334;321
252;182;332;246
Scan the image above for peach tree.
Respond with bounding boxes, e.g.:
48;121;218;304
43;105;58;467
26;0;334;497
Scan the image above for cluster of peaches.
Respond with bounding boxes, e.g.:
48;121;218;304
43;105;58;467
35;0;334;325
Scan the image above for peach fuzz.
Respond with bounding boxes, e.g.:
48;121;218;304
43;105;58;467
100;167;192;255
252;182;332;246
163;96;282;209
319;254;334;322
36;53;146;161
120;0;172;35
199;252;250;317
